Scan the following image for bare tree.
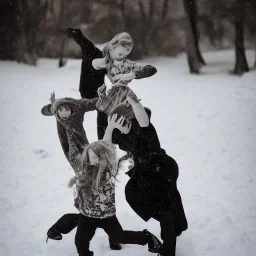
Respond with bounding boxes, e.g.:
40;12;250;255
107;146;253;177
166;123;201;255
11;0;48;65
233;0;249;75
138;0;169;56
49;0;71;67
183;0;202;74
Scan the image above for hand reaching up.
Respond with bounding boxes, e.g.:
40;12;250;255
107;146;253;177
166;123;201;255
108;114;131;134
49;91;55;103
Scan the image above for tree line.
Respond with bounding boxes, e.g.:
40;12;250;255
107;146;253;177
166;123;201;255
0;0;255;75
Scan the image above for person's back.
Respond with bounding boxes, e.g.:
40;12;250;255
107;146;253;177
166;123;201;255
74;168;116;219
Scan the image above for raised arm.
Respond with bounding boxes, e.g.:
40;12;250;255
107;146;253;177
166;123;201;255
65;129;83;173
111;60;157;84
65;27;99;56
126;93;149;127
129;59;157;79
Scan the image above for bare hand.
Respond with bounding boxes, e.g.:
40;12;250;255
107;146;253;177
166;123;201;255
108;114;131;134
112;73;135;84
108;114;124;128
49;91;55;103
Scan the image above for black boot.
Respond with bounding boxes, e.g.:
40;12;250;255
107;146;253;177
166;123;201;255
109;240;122;250
46;225;62;242
143;229;162;253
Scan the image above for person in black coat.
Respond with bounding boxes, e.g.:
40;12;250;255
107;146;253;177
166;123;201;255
65;27;108;140
103;90;188;256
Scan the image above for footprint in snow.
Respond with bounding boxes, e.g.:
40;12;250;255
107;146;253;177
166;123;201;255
33;149;50;159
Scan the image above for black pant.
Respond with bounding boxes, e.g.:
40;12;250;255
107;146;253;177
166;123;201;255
153;209;177;256
80;90;108;140
75;214;147;256
97;110;108;140
53;209;177;256
53;213;117;245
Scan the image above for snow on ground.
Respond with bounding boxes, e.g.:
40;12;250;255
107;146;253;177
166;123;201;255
0;50;256;256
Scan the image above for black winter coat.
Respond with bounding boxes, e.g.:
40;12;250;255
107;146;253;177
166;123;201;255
112;108;188;235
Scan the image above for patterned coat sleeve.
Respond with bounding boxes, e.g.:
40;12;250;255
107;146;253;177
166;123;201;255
127;59;157;79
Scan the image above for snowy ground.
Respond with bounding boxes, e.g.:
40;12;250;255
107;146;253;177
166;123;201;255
0;50;256;256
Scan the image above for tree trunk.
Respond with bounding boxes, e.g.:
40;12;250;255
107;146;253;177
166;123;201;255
189;0;205;66
59;39;67;68
254;49;256;69
183;0;200;74
0;1;17;60
233;0;249;75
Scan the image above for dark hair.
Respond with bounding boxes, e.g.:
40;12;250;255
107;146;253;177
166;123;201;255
109;102;135;126
57;105;71;112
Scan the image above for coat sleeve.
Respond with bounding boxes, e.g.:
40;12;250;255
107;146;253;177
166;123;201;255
127;59;157;79
80;97;98;112
65;129;83;174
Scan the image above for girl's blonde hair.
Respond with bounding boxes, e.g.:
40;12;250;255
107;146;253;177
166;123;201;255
103;32;133;68
68;141;119;193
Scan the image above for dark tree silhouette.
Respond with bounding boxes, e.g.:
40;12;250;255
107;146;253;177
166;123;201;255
3;0;48;65
183;0;203;74
233;0;249;75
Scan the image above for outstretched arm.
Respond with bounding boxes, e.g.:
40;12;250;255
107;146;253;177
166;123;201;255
65;129;83;173
132;63;157;79
65;27;99;56
111;60;157;84
80;97;99;113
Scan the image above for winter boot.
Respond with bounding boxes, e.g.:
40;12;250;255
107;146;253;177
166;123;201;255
143;229;162;253
109;239;122;250
46;225;62;242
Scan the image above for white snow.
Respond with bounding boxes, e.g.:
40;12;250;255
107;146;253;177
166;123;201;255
0;50;256;256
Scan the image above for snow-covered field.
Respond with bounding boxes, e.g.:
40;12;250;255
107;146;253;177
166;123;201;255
0;50;256;256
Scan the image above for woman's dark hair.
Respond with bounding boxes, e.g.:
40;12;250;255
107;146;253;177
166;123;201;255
109;102;135;126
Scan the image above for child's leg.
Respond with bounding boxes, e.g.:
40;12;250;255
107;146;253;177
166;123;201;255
53;213;78;234
75;214;97;256
100;216;147;245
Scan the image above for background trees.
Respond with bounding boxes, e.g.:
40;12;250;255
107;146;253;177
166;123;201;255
1;0;255;74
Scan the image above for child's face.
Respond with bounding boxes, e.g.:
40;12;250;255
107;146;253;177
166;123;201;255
88;148;100;165
110;45;130;61
57;105;71;120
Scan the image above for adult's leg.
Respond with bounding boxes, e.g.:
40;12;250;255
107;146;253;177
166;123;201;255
100;216;147;245
75;214;97;256
154;210;177;256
